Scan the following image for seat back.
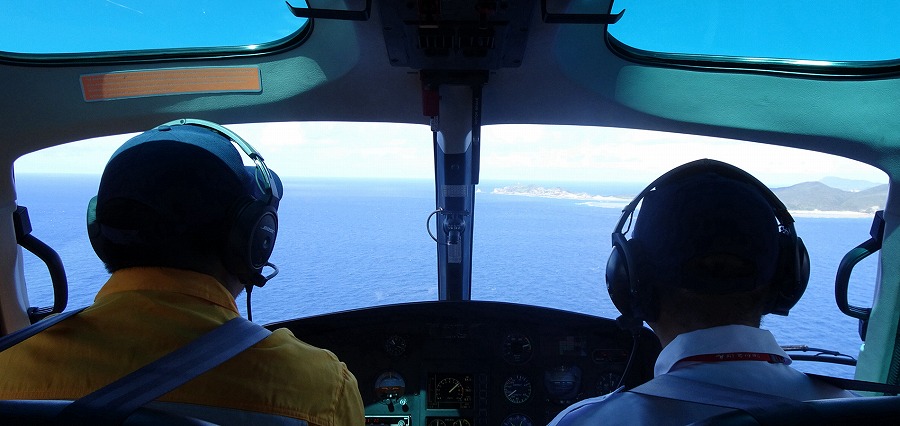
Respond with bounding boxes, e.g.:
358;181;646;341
689;395;900;425
0;400;215;425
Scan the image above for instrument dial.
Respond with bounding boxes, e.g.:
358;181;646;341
502;333;533;365
383;334;407;357
428;374;474;409
374;371;406;401
503;374;533;404
595;371;622;395
502;414;533;426
544;365;582;403
434;377;464;402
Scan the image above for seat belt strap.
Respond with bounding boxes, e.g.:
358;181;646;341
630;374;821;424
807;373;900;396
0;307;85;352
59;316;271;425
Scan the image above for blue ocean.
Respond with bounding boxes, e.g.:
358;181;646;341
15;175;877;379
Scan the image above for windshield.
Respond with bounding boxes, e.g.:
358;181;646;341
15;122;884;379
609;0;900;63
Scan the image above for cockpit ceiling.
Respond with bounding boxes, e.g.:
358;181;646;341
1;0;899;171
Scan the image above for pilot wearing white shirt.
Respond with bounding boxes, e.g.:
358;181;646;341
550;160;854;426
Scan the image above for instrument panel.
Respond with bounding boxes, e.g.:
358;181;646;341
268;301;660;425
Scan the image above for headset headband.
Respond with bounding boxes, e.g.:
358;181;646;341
613;159;796;242
159;118;280;201
606;158;809;321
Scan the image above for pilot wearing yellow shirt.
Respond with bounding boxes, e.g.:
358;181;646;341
0;120;364;425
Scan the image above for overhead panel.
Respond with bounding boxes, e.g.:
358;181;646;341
380;0;535;70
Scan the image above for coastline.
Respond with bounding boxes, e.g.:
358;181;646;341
790;210;872;219
491;187;876;219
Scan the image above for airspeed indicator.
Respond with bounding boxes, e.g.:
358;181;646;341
503;374;532;404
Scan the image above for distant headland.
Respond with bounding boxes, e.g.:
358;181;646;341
492;177;887;218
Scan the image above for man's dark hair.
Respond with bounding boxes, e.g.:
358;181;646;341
633;171;781;295
655;284;769;329
96;197;227;274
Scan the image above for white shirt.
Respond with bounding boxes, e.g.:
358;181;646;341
548;325;854;425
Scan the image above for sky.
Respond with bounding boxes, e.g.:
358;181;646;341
14;122;888;189
0;1;304;54
609;0;900;62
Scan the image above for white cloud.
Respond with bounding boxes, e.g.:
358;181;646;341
15;122;886;187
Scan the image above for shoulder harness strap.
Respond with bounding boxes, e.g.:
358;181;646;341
629;374;822;424
0;307;86;352
58;316;271;425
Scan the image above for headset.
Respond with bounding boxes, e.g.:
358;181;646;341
87;118;280;288
606;159;809;324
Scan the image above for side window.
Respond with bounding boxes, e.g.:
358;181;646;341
15;136;124;310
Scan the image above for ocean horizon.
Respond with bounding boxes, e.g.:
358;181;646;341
15;174;878;379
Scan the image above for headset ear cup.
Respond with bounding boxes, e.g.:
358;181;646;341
607;234;658;323
249;208;278;269
226;198;278;285
766;233;810;316
606;245;633;319
86;196;109;264
796;237;810;290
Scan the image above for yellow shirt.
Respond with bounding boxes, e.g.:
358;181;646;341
0;267;364;426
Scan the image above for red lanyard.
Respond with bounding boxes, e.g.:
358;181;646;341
679;352;788;364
